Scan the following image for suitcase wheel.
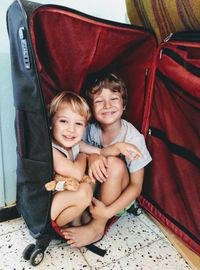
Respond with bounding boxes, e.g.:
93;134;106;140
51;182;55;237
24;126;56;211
22;244;35;260
30;248;44;266
127;201;143;216
133;207;143;216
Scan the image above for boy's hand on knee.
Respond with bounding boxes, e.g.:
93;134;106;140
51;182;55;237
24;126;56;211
89;197;110;219
88;154;108;183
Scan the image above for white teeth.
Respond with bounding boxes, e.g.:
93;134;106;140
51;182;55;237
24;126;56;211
102;111;115;115
63;135;74;140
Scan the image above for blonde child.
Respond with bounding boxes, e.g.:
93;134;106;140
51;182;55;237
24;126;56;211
62;73;152;247
49;91;93;228
49;91;142;230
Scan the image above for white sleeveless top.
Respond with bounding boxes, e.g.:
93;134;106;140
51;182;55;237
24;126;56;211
52;142;79;161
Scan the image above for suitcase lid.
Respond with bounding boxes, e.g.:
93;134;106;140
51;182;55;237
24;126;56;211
14;0;158;131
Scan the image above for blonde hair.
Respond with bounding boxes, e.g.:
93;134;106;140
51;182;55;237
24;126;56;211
49;91;91;124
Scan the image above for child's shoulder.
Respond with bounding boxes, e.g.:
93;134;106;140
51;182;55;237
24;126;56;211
87;121;100;132
84;122;101;140
121;119;142;137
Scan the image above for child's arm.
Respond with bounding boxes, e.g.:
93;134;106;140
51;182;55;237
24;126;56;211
80;141;142;159
53;148;87;181
100;142;143;160
106;168;144;217
90;168;144;219
79;141;101;155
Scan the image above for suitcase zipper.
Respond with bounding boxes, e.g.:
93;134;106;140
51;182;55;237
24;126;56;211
160;33;174;60
163;33;173;43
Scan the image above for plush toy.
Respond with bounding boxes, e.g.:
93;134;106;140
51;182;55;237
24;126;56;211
45;174;93;192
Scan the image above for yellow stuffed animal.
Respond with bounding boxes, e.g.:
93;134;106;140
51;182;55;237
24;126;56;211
45;174;93;192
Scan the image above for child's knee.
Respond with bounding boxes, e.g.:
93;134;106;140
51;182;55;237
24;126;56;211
107;156;127;176
77;183;93;208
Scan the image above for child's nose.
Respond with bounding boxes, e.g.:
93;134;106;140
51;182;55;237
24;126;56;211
67;123;75;132
104;100;111;109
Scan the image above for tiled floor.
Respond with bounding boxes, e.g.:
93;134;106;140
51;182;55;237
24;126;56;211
0;211;191;270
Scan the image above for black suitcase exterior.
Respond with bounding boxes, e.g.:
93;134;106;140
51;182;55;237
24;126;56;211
7;0;53;236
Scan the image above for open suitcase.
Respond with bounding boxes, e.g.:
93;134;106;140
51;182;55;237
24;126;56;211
7;0;200;266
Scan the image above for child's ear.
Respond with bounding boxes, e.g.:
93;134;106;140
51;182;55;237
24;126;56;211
123;106;126;111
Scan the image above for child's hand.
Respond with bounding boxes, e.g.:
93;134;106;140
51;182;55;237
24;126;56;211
116;142;143;160
88;154;108;183
89;197;110;219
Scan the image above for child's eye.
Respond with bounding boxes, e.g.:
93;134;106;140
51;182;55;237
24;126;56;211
94;99;103;104
60;119;67;123
76;122;84;126
111;97;119;101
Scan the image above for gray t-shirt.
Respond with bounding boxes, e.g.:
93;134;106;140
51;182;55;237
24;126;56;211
84;119;152;173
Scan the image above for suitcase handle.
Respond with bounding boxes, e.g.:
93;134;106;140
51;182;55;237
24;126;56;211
19;27;31;69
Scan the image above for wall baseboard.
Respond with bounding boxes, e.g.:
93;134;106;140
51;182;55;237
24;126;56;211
0;205;20;222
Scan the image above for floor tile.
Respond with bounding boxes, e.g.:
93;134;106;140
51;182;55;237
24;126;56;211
0;227;89;270
81;212;161;269
98;259;136;270
0;217;26;236
45;243;90;270
137;211;165;238
104;238;191;270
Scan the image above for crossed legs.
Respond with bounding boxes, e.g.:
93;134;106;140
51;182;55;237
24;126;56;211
62;157;129;247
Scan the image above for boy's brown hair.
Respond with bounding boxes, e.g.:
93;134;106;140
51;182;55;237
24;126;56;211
85;73;128;107
49;91;91;124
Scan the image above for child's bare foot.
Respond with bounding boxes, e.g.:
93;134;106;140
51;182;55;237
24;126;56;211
61;221;105;248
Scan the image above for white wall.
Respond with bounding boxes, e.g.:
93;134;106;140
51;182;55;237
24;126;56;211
31;0;129;23
0;0;129;207
0;0;17;207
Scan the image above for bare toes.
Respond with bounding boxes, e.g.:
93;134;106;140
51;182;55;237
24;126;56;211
67;240;75;245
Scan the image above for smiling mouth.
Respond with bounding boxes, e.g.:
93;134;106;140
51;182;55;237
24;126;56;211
62;135;76;140
102;110;116;116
